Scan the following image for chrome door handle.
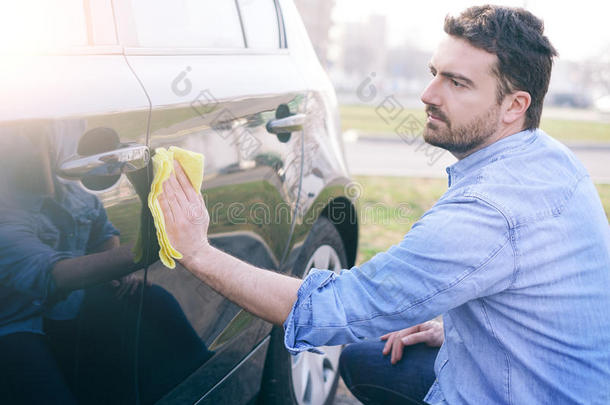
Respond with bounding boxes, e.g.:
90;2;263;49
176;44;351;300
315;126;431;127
58;143;150;179
266;113;306;134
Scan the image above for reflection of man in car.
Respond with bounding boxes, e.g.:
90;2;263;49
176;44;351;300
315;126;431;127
0;129;142;404
0;130;211;404
158;5;610;405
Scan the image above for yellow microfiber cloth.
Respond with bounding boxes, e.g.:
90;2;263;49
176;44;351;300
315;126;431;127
146;146;205;269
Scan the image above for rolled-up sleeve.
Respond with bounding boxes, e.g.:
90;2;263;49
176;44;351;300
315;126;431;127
283;194;515;354
0;215;74;305
284;268;339;354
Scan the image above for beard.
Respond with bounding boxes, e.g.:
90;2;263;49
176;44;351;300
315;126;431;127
423;104;501;155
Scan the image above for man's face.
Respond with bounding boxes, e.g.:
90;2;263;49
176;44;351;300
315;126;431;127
421;35;503;156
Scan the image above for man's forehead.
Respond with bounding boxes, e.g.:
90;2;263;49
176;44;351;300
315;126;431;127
430;35;498;82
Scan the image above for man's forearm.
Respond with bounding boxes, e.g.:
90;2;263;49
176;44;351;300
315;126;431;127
183;245;302;325
52;243;139;294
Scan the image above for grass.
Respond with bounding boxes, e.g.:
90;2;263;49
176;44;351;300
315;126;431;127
354;175;610;265
340;104;610;144
354;176;447;264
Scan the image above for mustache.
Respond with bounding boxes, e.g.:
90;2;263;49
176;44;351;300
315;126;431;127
425;106;449;123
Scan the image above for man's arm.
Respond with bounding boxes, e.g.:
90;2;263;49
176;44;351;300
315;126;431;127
159;161;514;352
0;218;139;305
158;161;302;325
185;247;302;325
51;240;140;295
90;234;120;253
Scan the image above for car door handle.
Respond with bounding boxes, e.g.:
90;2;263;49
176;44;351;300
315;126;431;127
266;113;306;134
58;143;150;179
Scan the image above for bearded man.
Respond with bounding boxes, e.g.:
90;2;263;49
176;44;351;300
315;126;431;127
157;5;610;404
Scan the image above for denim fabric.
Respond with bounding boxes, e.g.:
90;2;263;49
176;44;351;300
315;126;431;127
339;340;438;405
0;181;119;337
284;129;610;404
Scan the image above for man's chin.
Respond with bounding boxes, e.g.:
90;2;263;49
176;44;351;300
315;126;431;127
423;132;483;156
423;131;468;154
423;130;448;150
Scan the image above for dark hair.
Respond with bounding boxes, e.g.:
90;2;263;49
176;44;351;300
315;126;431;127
444;5;558;129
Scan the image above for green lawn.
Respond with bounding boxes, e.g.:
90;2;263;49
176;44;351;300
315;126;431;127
354;175;610;265
340;105;610;144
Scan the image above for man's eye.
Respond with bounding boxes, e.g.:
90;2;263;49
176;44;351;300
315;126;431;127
452;80;463;87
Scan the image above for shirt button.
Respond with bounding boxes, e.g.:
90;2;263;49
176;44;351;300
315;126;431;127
33;300;42;306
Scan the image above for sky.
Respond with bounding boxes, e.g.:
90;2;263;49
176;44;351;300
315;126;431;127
332;0;610;62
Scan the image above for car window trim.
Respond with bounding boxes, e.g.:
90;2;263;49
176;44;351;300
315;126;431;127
19;46;124;56
274;0;287;48
233;0;249;48
235;0;285;50
122;47;290;56
84;0;94;46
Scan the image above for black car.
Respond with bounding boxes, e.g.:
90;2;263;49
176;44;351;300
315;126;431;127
0;1;358;404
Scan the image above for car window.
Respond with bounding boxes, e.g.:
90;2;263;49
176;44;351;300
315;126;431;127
130;0;245;48
237;0;281;49
0;1;87;53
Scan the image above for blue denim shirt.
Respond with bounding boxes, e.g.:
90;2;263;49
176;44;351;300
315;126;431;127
0;181;119;337
284;129;610;404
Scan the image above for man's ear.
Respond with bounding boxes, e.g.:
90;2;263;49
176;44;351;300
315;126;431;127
502;91;531;125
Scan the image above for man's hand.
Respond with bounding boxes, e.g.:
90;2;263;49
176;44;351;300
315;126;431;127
158;161;211;265
111;272;151;299
380;320;444;365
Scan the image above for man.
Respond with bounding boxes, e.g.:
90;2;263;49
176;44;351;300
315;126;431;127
158;5;610;404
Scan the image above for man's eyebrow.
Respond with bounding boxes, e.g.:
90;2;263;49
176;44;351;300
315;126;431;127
428;62;476;88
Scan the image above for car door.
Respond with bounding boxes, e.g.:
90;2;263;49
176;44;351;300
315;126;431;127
0;2;151;404
113;0;308;403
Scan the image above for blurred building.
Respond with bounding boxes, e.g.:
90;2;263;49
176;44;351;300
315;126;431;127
547;60;594;108
339;15;388;77
293;0;336;68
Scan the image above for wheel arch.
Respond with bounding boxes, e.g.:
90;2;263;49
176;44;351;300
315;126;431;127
319;197;358;268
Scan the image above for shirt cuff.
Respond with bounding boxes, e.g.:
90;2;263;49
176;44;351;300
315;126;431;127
283;268;336;355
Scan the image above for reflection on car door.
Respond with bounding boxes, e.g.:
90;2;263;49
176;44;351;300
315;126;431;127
118;0;308;402
0;48;151;405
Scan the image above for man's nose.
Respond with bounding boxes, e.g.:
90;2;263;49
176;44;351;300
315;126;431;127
420;78;441;107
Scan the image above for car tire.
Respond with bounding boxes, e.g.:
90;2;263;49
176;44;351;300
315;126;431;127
257;216;347;405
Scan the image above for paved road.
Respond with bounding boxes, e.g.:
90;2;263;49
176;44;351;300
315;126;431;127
344;133;610;184
333;378;363;405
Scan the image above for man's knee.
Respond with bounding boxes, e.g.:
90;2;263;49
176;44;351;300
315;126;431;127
339;340;385;386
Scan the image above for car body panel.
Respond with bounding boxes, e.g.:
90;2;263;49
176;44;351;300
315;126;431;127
117;1;310;399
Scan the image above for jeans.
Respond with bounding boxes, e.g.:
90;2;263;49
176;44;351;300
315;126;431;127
339;340;439;405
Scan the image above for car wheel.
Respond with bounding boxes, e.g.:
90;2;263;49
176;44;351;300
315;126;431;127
258;216;347;405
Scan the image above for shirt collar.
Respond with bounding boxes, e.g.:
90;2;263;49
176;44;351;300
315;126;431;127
445;128;539;187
